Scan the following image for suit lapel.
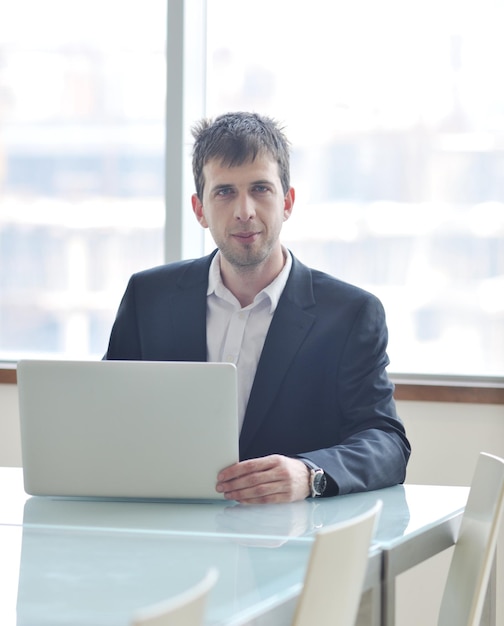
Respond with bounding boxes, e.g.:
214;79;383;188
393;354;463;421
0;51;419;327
164;254;214;362
239;256;316;456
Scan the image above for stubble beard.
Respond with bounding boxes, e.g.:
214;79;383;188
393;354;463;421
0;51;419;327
217;230;276;272
219;240;270;271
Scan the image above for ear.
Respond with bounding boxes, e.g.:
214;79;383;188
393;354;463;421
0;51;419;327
283;187;295;222
191;194;208;228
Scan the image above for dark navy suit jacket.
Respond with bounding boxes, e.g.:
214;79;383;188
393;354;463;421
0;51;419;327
105;251;411;495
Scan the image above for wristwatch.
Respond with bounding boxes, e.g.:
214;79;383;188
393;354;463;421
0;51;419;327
302;460;327;497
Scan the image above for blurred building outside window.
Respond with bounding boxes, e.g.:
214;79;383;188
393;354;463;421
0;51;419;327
0;0;502;377
203;0;504;376
0;0;166;359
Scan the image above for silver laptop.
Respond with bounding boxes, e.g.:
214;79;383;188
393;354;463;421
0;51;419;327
17;359;239;500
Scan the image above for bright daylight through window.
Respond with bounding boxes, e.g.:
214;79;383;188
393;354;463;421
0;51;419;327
0;0;503;376
0;1;166;359
204;0;504;376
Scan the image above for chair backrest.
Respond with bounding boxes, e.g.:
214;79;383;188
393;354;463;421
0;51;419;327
438;452;504;626
131;568;218;626
292;500;382;626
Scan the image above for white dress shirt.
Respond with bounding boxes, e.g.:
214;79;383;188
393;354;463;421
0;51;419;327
206;249;292;431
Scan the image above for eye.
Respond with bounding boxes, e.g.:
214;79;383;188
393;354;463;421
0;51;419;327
252;184;270;193
214;186;234;197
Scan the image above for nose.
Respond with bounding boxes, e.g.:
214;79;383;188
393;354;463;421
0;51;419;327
234;193;256;221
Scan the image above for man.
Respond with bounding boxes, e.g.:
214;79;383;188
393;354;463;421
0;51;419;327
105;112;410;504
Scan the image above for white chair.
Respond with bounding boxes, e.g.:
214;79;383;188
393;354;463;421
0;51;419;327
131;568;218;626
438;451;504;626
292;500;382;626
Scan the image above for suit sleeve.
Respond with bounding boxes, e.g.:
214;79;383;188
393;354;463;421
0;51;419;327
300;295;411;495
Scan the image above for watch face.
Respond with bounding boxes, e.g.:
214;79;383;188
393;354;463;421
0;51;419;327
312;470;327;496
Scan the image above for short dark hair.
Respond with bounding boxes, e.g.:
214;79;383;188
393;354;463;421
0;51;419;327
191;112;291;199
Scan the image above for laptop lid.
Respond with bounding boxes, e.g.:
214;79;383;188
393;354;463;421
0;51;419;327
17;360;239;500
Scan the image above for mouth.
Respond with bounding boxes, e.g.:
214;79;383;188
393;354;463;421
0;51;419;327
232;231;260;242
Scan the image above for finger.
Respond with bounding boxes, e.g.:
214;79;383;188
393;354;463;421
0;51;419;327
216;472;270;495
220;476;294;503
217;456;280;482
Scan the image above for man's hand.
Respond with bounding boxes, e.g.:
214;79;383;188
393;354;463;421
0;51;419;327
216;454;310;504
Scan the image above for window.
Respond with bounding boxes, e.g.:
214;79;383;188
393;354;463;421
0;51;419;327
0;0;166;359
1;0;502;376
203;0;504;376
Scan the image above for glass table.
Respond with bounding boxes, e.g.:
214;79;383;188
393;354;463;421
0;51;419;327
0;467;471;626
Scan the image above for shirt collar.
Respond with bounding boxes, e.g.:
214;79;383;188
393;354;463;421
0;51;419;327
207;248;292;313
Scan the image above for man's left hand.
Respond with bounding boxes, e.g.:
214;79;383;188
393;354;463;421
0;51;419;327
216;454;311;504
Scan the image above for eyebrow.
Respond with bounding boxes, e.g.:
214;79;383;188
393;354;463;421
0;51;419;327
250;179;274;186
211;179;273;191
210;183;235;194
209;175;277;197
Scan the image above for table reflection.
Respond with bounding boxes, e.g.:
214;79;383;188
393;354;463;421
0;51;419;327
21;484;410;546
16;524;310;626
16;487;410;625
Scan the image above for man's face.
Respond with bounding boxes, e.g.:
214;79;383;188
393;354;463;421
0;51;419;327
192;154;294;270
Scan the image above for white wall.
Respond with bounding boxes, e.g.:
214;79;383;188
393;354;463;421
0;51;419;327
1;385;503;624
0;384;21;467
397;400;504;626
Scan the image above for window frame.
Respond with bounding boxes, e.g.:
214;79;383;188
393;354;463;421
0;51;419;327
1;363;503;404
